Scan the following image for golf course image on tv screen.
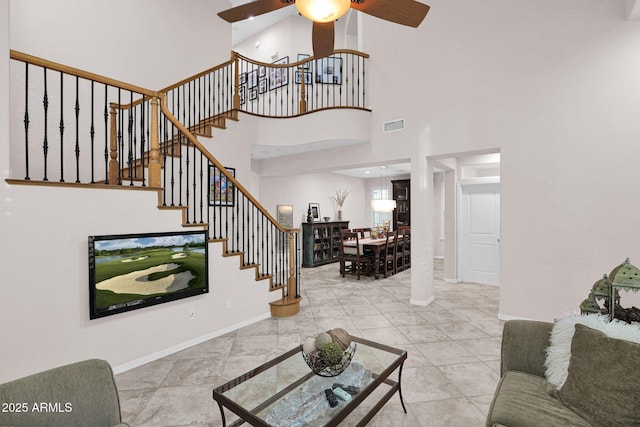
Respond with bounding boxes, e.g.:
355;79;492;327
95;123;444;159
88;229;209;319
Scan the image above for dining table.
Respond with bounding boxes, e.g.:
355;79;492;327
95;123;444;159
343;234;403;279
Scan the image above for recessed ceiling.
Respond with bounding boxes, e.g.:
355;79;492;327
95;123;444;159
332;163;411;179
251;139;368;159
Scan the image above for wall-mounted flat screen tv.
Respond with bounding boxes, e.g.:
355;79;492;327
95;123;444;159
88;229;209;319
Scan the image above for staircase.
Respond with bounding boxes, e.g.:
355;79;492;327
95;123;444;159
6;49;370;317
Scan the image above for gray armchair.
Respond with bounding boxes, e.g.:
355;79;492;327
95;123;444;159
0;359;128;427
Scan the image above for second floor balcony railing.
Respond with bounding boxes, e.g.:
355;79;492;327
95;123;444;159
160;50;370;135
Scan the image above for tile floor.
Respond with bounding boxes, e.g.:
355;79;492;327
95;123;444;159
116;260;503;426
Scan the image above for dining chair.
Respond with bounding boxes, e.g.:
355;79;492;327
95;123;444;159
351;228;371;239
395;229;406;272
381;230;398;278
400;227;411;270
339;230;371;280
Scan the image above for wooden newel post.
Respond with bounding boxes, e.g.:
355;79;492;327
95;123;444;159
148;97;161;188
287;231;297;299
108;104;119;185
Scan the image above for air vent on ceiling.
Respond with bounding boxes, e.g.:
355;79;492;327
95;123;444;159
383;118;405;133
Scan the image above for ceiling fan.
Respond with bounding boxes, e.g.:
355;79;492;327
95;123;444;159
218;0;430;58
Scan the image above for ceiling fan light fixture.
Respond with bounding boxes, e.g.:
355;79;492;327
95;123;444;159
296;0;351;23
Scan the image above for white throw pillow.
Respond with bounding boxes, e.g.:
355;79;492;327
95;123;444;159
545;313;640;389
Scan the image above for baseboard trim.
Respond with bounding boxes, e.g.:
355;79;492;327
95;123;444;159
497;313;532;321
112;312;271;375
410;295;435;306
444;277;459;283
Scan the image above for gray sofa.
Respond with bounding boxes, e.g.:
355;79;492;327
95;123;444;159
0;359;128;427
487;319;640;427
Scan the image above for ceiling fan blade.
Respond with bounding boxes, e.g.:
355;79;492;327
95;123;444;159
218;0;293;23
350;0;430;28
312;21;335;58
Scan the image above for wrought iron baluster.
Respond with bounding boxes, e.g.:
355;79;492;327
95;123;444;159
74;76;80;183
42;67;49;181
127;91;134;185
224;181;230;251
170;111;176;206
245;195;250;264
187;80;192;129
198;77;202;135
59;71;65;182
219;167;224;240
255;211;261;273
199;151;204;223
117;88;123;184
139;96;147;187
90;81;95;183
207;72;211;130
235;189;240;253
191;141;196;224
260;215;265;277
178;86;184;206
210;165;216;238
252;203;256;266
362;55;366;109
24;63;30;180
185;134;190;218
229;177;235;252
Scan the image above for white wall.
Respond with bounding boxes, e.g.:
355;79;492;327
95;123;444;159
1;0;9;176
9;0;231;89
0;185;272;384
363;0;640;319
0;0;277;384
259;172;369;229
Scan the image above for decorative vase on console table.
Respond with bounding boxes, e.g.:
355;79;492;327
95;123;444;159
332;188;350;223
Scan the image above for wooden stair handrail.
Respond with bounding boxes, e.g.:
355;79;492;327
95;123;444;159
159;53;237;93
10;50;159;99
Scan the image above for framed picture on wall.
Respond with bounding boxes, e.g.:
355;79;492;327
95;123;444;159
315;56;342;84
209;166;235;207
277;205;294;228
247;69;258;89
308;203;320;222
259;78;267;94
295;71;313;85
269;56;289;90
297;53;310;69
239;86;246;105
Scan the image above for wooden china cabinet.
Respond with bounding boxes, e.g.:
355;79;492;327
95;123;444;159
392;179;410;230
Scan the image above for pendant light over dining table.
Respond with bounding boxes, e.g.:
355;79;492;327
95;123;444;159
371;166;396;213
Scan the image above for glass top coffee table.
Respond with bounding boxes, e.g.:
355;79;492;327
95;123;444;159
212;335;407;426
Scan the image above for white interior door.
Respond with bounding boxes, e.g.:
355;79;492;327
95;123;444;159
459;181;501;285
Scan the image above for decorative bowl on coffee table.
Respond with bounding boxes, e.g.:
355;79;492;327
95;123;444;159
302;341;357;377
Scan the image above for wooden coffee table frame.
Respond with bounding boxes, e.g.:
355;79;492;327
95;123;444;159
212;336;407;427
